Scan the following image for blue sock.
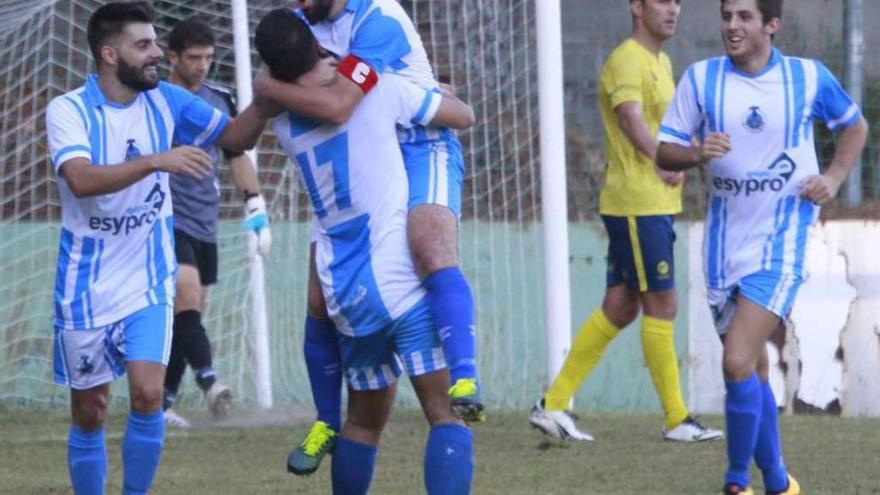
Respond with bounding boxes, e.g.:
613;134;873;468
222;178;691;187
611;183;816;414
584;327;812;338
68;425;106;495
122;410;164;495
424;267;477;384
424;424;474;495
304;315;343;431
724;373;762;488
755;380;789;492
331;437;377;495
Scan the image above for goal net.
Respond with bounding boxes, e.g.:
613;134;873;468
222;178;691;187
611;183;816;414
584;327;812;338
0;0;546;412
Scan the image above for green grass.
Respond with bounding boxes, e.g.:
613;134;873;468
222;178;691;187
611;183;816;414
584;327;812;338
2;408;879;494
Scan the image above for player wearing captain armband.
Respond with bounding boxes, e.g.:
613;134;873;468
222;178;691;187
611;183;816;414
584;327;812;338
254;0;484;476
656;1;868;493
255;9;476;494
45;3;270;493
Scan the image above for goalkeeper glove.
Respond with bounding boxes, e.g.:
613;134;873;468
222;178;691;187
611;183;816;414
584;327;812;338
243;194;272;256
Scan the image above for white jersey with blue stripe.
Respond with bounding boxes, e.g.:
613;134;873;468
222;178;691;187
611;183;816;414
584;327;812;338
300;0;451;144
46;75;229;329
273;74;442;337
658;49;861;289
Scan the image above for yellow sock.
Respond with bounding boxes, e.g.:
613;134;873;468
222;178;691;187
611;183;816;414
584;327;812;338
544;309;620;411
641;315;689;429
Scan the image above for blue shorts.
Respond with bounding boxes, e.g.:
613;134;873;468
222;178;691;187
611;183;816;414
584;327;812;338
401;135;465;217
601;214;676;293
707;270;803;335
53;304;173;389
336;298;446;391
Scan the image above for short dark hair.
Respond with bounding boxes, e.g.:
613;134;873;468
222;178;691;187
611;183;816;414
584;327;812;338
722;0;783;24
87;1;155;64
167;17;215;53
255;9;320;82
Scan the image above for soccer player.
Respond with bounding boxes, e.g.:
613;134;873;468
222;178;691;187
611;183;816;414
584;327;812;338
45;2;269;493
529;0;722;443
656;0;868;493
254;9;476;494
254;0;483;472
161;17;272;428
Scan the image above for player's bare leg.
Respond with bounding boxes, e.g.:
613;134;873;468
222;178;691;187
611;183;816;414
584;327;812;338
408;204;482;422
68;384;111;493
722;296;795;493
329;384;397;493
411;368;474;493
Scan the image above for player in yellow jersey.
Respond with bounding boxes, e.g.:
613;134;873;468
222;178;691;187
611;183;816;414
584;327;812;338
530;0;723;442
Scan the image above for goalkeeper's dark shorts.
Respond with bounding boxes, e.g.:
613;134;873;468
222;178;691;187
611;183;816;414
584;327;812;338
174;229;218;286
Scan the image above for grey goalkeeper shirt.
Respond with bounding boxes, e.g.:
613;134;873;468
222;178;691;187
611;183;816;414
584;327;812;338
169;82;243;242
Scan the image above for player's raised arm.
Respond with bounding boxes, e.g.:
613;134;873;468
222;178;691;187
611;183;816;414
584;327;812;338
213;103;269;151
253;67;365;126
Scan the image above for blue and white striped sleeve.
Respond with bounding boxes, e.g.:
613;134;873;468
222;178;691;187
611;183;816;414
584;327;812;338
658;66;702;147
812;61;861;131
389;76;441;128
351;7;412;74
46;96;92;173
159;82;229;148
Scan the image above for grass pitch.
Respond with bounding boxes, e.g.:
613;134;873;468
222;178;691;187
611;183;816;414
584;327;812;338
1;408;879;494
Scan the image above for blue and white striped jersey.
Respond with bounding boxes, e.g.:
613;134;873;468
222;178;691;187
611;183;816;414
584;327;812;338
273;75;441;336
46;75;229;329
659;49;861;289
300;0;450;144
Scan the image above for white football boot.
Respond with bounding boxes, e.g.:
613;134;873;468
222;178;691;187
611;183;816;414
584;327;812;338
205;382;233;420
663;415;724;442
528;400;594;441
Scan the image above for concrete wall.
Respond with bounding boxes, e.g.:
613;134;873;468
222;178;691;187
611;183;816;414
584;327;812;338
688;221;880;417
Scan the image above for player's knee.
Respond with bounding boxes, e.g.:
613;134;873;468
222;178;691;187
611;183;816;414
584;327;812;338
346;409;385;434
603;301;639;328
72;394;109;430
129;383;164;413
175;277;202;312
642;291;678;320
722;349;755;380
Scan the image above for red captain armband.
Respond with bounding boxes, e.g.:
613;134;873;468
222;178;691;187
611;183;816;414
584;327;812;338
337;55;379;94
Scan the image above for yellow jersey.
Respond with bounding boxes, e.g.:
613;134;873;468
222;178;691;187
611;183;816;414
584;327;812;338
598;38;681;216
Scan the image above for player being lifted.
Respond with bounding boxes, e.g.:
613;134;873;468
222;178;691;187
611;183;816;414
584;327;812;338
161;17;272;428
255;9;476;494
45;2;269;493
254;0;483;474
657;0;868;493
530;0;722;443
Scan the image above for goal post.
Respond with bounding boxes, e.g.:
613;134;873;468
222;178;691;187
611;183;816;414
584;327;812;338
535;0;572;391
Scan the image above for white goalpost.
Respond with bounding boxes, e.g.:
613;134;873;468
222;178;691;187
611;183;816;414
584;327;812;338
230;0;272;410
535;0;572;389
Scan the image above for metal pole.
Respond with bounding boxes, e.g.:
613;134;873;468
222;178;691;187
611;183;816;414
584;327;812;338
844;0;864;206
231;0;273;409
535;0;572;389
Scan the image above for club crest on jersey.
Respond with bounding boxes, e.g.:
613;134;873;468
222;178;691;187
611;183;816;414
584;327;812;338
125;139;143;160
76;355;94;374
743;106;766;133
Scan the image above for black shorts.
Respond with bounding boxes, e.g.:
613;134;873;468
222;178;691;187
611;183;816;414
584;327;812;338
174;229;218;286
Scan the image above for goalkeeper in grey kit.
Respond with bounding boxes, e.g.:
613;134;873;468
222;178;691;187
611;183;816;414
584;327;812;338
162;17;272;426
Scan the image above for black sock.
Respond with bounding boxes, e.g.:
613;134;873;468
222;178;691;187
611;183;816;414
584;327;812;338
175;310;215;392
163;323;189;407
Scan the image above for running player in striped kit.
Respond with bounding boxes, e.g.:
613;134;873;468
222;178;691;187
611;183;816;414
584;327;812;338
657;1;868;493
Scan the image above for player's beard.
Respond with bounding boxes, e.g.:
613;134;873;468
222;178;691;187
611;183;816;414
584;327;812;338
117;56;160;92
303;0;333;24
